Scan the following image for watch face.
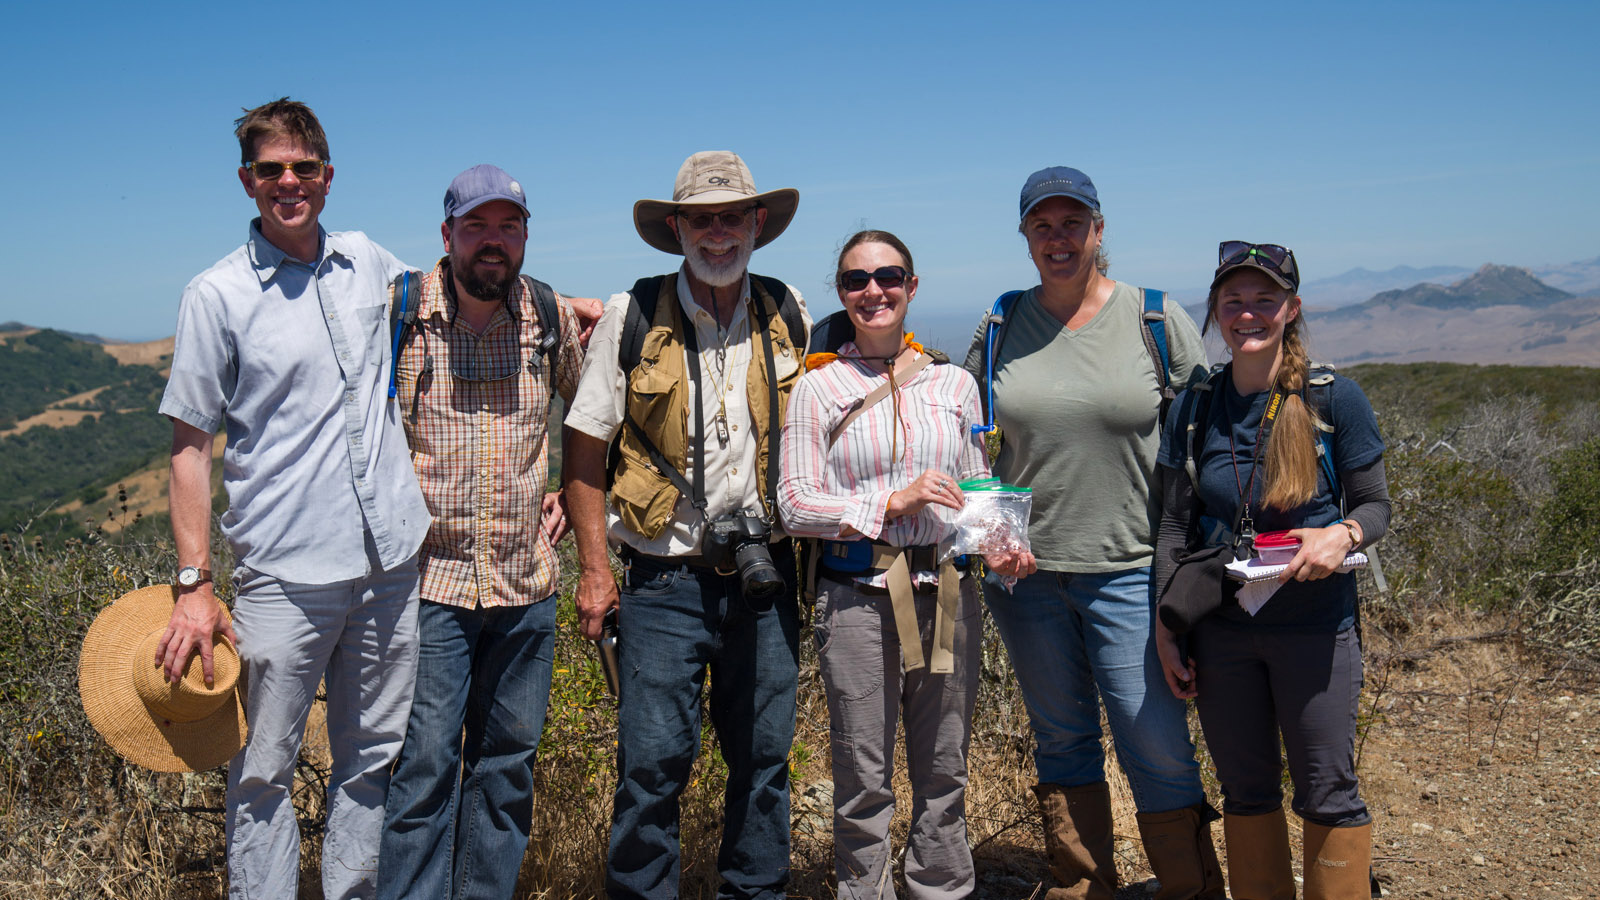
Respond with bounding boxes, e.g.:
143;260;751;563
178;567;200;587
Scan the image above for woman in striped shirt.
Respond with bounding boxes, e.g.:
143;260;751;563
778;229;1035;898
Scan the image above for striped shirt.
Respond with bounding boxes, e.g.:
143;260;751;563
397;260;584;608
777;346;990;558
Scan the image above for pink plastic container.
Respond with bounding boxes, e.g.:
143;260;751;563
1254;531;1301;565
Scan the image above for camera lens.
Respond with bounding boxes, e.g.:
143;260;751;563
734;542;784;605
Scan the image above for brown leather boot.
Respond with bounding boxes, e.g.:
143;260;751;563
1222;808;1296;900
1303;821;1373;900
1033;782;1118;900
1136;803;1226;899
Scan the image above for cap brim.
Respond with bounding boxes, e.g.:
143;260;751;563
449;193;530;219
78;585;247;773
1021;190;1099;221
1210;258;1297;293
634;188;799;255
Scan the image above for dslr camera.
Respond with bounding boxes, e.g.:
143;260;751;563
702;510;785;603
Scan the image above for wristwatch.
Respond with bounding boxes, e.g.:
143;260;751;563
1338;520;1361;551
176;566;213;588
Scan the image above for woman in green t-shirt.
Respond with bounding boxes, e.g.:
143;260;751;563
963;166;1221;899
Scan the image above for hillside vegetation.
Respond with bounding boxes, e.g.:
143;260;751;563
2;352;1598;897
0;329;171;538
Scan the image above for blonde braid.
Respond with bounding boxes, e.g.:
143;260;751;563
1261;317;1322;510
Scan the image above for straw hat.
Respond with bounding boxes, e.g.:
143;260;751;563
78;585;247;773
633;150;799;255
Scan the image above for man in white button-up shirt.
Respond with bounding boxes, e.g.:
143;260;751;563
156;98;428;900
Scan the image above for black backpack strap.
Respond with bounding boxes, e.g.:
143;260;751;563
1182;365;1227;493
518;274;563;400
620;275;669;374
752;274;805;348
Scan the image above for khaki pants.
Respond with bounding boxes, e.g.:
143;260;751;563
814;575;981;899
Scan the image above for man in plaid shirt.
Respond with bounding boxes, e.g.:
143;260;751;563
378;164;594;900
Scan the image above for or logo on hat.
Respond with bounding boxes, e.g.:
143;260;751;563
509;180;523;195
708;176;731;185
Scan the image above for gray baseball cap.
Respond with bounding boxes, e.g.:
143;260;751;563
444;164;529;219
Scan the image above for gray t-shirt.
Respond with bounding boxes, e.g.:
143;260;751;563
963;282;1207;572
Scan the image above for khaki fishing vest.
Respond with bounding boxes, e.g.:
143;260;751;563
611;276;803;539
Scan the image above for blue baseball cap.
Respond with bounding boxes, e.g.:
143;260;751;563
1019;166;1100;220
444;164;529;219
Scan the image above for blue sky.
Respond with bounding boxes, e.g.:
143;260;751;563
3;1;1595;341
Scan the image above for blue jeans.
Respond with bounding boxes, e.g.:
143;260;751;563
982;567;1204;813
606;550;800;900
379;596;558;900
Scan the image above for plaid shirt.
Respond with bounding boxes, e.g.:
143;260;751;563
396;258;583;607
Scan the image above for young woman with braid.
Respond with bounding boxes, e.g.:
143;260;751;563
1153;242;1392;900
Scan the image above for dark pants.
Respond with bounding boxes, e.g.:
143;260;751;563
1191;620;1370;828
606;546;800;900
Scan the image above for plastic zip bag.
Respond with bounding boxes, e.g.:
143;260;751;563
941;479;1033;591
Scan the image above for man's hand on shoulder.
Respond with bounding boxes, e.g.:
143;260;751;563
565;296;604;348
156;585;237;685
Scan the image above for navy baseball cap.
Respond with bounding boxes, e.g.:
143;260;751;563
1019;166;1100;220
444;164;529;219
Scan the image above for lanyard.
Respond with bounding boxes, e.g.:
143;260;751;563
1227;384;1286;549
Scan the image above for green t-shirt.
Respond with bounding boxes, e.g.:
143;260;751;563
963;283;1207;572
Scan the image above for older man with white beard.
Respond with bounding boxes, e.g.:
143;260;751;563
564;151;810;900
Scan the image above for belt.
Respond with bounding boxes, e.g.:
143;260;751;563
817;540;963;675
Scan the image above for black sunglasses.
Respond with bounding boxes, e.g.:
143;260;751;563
674;206;758;231
1217;241;1299;289
838;266;911;292
246;159;327;181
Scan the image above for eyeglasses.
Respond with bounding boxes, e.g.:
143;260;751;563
246;159;328;181
1218;241;1299;289
449;352;537;384
839;266;911;292
674;206;758;231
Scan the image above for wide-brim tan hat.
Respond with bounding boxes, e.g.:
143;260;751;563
634;150;799;255
78;585;247;773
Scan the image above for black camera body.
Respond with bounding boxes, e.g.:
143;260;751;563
702;510;785;603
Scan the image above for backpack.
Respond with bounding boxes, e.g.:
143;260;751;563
604;274;806;490
1173;362;1389;593
616;274;805;376
973;287;1174;435
1175;363;1339;499
386;270;563;400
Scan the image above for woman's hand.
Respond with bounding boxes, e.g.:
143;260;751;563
886;469;964;519
983;547;1037;579
1156;620;1197;699
1279;522;1359;583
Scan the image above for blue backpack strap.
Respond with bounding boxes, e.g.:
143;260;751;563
1139;288;1175;419
1307;364;1339;496
973;290;1024;435
387;270;421;399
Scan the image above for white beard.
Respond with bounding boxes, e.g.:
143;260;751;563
683;221;758;287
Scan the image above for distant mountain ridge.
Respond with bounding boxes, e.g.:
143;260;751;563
1333;264;1573;315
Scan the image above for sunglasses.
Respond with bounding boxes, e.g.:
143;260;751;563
839;266;911;292
674;206;758;231
1217;241;1299;288
246;159;328;181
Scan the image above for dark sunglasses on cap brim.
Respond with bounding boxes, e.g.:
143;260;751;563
838;266;911;291
1216;241;1299;290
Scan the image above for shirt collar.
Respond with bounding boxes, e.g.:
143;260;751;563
675;265;751;329
424;257;524;327
247;219;345;283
